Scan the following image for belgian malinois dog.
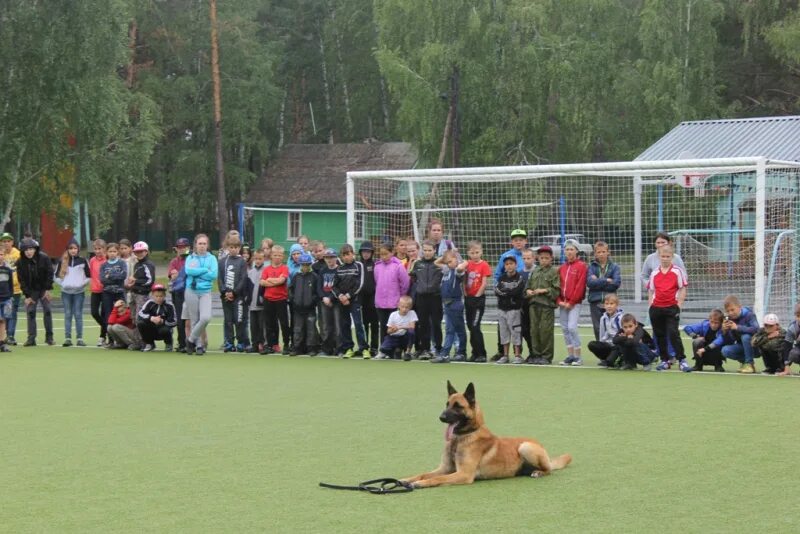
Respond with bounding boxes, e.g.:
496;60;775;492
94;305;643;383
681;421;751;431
402;381;572;488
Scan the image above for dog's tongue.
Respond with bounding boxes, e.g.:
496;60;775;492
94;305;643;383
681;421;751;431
445;423;456;441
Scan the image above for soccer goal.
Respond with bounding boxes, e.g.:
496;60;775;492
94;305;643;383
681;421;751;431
347;157;800;322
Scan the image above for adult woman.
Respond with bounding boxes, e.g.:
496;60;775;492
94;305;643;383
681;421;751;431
640;232;686;288
426;218;457;258
184;234;218;355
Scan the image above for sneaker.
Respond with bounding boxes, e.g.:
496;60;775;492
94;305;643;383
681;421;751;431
128;344;141;351
430;355;450;363
402;351;412;361
0;343;10;352
223;343;236;353
317;351;331;357
496;356;509;364
512;356;525;365
453;354;467;362
570;358;583;366
361;349;371;360
490;352;503;362
642;363;652;371
142;344;154;352
185;341;196;355
597;360;609;368
678;360;693;373
620;363;636;370
62;339;73;347
308;350;318;357
692;363;703;372
23;338;36;347
195;345;206;356
375;352;390;360
164;343;173;352
7;336;16;346
343;349;354;359
96;337;105;347
739;363;755;374
45;338;55;346
417;351;432;361
289;350;298;356
471;356;487;363
76;339;86;347
281;347;291;355
236;343;245;353
530;357;550;365
560;356;577;366
714;364;725;372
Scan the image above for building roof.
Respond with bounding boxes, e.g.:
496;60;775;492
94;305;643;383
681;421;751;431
635;115;800;162
247;142;418;205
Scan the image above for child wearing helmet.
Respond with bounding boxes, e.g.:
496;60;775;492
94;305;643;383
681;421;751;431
218;236;251;352
288;253;319;355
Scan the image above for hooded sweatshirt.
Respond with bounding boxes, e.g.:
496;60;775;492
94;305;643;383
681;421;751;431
287;244;304;283
130;253;156;295
17;238;54;296
373;256;410;309
55;238;91;295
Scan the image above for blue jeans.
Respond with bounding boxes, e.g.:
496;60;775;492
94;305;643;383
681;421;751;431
7;293;20;338
336;300;367;352
61;292;85;339
722;335;755;364
441;300;466;357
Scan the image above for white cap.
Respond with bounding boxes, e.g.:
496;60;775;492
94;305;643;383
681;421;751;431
764;313;779;326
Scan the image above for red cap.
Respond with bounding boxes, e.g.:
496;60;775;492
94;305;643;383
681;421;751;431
151;283;166;292
537;245;553;255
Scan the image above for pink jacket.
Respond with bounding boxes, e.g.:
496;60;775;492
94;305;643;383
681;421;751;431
373;256;410;309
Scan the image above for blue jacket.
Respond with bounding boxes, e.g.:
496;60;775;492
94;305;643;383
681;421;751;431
683;320;726;349
287;244;304;282
730;307;759;338
185;253;218;294
586;260;621;304
440;266;465;302
494;248;525;282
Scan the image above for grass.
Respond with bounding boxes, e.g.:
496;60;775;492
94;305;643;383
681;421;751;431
2;320;798;533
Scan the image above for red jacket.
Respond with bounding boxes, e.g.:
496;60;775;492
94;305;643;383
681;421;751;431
108;307;134;329
556;259;588;306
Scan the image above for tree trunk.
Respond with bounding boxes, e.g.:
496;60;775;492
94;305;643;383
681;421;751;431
126;20;137;89
278;84;287;149
330;6;353;136
1;143;26;228
209;0;229;241
318;23;334;144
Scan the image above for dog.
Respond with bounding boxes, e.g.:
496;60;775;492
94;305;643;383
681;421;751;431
401;381;572;488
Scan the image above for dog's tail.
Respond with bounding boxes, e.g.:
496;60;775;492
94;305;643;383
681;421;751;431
550;453;572;471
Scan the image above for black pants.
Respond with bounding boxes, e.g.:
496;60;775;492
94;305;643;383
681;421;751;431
223;298;249;346
691;338;723;367
171;291;186;348
376;308;395;343
415;293;442;352
589;301;605;341
588;340;618;362
520;300;532;356
91;292;106;338
649;305;685;360
761;347;784;372
138;321;173;345
292;308;319;352
361;291;380;351
318;302;338;354
465;296;487;358
264;300;290;347
250;308;266;349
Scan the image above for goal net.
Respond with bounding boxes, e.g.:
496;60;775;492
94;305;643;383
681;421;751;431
347;158;800;323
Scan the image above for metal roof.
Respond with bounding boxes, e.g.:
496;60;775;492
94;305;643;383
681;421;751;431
635;115;800;162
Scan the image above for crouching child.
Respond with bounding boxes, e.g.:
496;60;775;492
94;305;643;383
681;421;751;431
612;313;657;370
107;300;136;349
778;304;800;376
587;293;623;367
289;253;319;355
751;313;786;374
137;284;177;352
683;309;726;372
378;295;417;360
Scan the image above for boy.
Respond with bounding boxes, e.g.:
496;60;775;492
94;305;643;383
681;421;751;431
587;294;624;367
720;294;760;374
586;241;621;341
0;233;22;346
684;309;726;372
518;248;537;359
494;255;527;364
289;253;319;355
751;313;786;374
358;240;380;356
377;295;417;360
17;238;55;346
331;244;368;358
137;284;177;352
168;237;190;352
248;249;267;353
525;245;560;364
127;241;156;320
106;299;136;349
317;248;339;356
410;240;444;359
0;249;14;352
612;314;656;370
492;228;528;359
431;250;468;363
464;240;491;363
219;237;250;352
311;240;328;274
778;304;800;376
259;245;290;355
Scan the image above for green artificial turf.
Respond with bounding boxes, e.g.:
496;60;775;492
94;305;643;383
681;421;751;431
2;321;798;533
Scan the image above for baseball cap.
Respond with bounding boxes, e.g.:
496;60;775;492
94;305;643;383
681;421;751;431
563;239;579;250
0;232;13;241
510;228;527;238
537;245;553;255
764;313;779;326
298;253;313;264
133;241;149;252
323;248;337;257
175;237;191;247
151;283;166;292
503;255;517;264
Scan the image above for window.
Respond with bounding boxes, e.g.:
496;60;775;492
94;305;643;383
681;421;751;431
354;212;366;241
287;212;301;240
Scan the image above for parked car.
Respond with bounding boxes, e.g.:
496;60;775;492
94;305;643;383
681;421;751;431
534;234;593;260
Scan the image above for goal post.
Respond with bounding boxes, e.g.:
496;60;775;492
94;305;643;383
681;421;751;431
347;157;800;323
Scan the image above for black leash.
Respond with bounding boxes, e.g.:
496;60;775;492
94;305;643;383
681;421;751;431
319;477;414;494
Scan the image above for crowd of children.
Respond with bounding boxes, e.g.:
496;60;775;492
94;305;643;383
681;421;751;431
1;224;798;377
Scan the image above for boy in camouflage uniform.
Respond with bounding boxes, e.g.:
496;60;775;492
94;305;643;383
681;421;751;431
524;245;560;364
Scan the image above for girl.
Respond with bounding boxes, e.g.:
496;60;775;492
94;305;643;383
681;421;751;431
184;234;218;355
55;239;90;346
557;240;588;366
88;239;108;346
395;237;408;268
374;242;410;348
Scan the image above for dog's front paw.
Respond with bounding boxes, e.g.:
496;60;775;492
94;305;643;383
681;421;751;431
530;471;543;478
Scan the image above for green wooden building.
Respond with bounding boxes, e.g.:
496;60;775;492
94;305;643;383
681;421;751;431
244;142;417;250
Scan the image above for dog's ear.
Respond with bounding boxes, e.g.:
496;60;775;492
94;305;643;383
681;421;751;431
464;383;476;406
447;380;457;396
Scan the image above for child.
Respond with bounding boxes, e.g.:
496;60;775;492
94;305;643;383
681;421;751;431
494;255;526;364
89;239;108;346
431;250;468;363
525;245;560;364
241;244;252;265
248;249;267;353
491;228;528;360
612;313;656;370
55;238;91;346
405;240;419;272
331;244;368;358
260;245;290;355
297;235;310;251
751;313;786;374
137;284;177;352
395;238;408;268
218;237;250;352
358;240;380;356
558;239;588;366
683;309;726;372
409;240;443;359
168;237;190;352
720;294;760;374
518;248;536;359
316;248;339;356
127;241;156;320
587;294;624;367
289;253;319;355
118;238;135;304
183;234;218;356
464;240;491;363
106;299;136;349
647;245;692;372
260;237;274;256
373;241;410;353
377;295;417;360
586;241;621;341
0;249;14;352
100;243;130;348
778;304;800;376
311;240;328;274
17;238;55;346
287;244;304;283
0;233;22;346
